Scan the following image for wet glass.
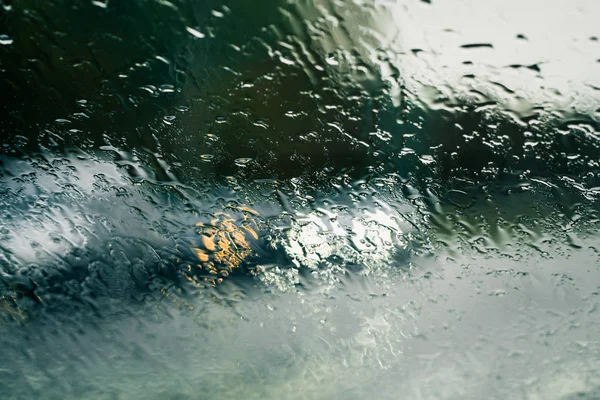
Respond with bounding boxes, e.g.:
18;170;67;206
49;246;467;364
0;0;599;398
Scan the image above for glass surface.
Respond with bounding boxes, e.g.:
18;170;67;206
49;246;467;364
0;0;599;398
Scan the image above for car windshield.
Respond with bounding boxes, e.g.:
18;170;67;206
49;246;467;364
1;1;599;399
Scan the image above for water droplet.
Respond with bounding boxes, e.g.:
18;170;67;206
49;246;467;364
91;0;108;8
279;55;295;65
460;43;494;49
0;34;13;45
234;158;253;167
186;26;205;39
159;84;175;93
326;55;339;66
163;115;176;124
446;190;475;208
